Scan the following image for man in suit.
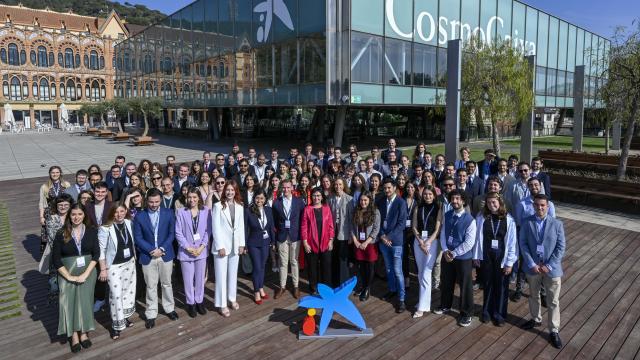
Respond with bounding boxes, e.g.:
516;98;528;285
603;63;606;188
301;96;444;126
333;147;347;167
84;181;111;312
134;188;179;329
105;155;125;185
434;189;477;327
477;149;499;180
64;169;90;201
272;179;304;299
215;153;231;179
315;148;328;172
410;163;424;186
304;143;317;162
472;176;503;217
165;155;176;177
466;161;484;197
455;168;476;209
267;148;281;174
531;157;552;199
370;146;386;171
160;177;177;209
202;151;215;173
377;179;408;313
520;194;565;349
494;159;516;196
253;154;268;184
173;163;196;194
381;138;403;165
232;159;255;189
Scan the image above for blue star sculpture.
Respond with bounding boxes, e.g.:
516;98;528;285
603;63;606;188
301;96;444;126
298;276;367;336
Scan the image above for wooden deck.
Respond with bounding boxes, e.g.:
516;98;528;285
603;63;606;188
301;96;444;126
1;176;640;359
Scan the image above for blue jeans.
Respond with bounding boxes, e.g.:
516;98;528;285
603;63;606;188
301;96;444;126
379;243;405;301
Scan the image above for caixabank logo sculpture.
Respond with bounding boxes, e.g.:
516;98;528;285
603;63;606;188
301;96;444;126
253;0;294;43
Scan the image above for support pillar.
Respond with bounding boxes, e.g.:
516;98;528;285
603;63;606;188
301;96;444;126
445;39;462;163
333;107;346;148
520;55;536;163
213;108;221;140
316;108;325;144
573;65;585;152
612;119;622;151
29;106;35;129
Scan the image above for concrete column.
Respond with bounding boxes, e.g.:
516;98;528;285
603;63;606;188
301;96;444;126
612;119;622;151
29;106;35;129
520;55;536;163
333;107;347;148
573;65;585;152
213;108;221;140
445;39;462;163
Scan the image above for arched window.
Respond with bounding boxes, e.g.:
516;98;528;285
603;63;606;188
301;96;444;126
10;77;21;100
8;44;19;65
75;54;80;68
163;57;173;75
218;62;225;78
83;54;89;68
162;83;172;100
144;54;152;73
50;82;56;98
20;50;26;65
39;78;50;100
101;85;106;98
58;52;63;66
0;48;6;63
77;82;82;99
30;50;36;64
123;52;131;71
22;81;28;97
32;81;37;98
90;50;98;70
66;79;76;100
37;46;48;67
64;48;74;68
2;81;8;97
48;52;54;67
99;56;104;69
145;82;152;97
91;80;100;101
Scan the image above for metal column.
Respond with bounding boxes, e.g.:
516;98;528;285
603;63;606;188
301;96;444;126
573;65;585;152
445;39;462;163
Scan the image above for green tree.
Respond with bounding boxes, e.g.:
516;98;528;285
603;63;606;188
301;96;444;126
79;103;106;127
461;36;534;157
128;97;163;137
103;99;130;133
599;23;640;180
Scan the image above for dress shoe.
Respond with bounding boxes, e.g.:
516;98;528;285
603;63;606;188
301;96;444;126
458;316;472;327
80;338;92;349
396;301;406;313
382;291;397;302
549;332;563;349
293;287;300;299
510;290;522;302
70;342;82;353
521;319;542;330
274;287;285;299
494;319;506;327
187;305;197;318
145;318;155;329
359;288;370;302
480;314;490;323
167;311;179;320
541;294;548;308
196;303;207;315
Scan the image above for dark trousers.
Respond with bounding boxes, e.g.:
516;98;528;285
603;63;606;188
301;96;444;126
481;252;510;321
95;278;106;302
357;261;375;290
440;258;474;317
248;245;269;292
307;251;332;293
402;231;415;279
332;241;350;287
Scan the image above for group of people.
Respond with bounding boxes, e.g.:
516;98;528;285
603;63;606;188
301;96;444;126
37;138;565;353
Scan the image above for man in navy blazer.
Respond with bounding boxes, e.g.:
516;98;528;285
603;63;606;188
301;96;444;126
134;188;178;329
531;157;552;199
202;151;215;173
381;138;403;165
376;179;408;313
519;194;565;349
173;163;197;194
272;179;304;299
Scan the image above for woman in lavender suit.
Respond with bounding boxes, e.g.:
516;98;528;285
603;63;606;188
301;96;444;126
175;187;212;318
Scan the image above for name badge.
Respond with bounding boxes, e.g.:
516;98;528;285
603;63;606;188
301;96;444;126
123;248;131;258
76;257;86;267
536;244;545;256
421;231;428;240
263;230;270;239
383;220;388;228
405;219;411;228
359;232;366;241
447;236;454;246
285;220;291;229
193;233;201;241
491;239;499;249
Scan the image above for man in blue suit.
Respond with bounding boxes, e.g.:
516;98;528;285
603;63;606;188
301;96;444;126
272;179;305;299
134;188;178;329
519;194;565;349
173;163;196;194
377;179;408;313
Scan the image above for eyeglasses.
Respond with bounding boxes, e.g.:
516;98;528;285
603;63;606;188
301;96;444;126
240;165;248;168
519;169;530;173
443;183;455;187
216;181;226;185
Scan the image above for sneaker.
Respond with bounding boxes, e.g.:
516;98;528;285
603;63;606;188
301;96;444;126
432;307;450;315
458;316;472;327
93;299;105;313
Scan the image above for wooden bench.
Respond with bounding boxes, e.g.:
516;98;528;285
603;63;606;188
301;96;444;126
111;132;132;141
131;137;158;146
551;174;640;214
540;149;640;167
85;128;100;136
95;130;114;138
544;158;640;176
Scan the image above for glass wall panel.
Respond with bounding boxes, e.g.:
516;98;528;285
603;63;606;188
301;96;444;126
351;32;383;83
384;38;411;85
436;47;447;87
576;29;585;66
566;71;574;96
300;36;326;84
535;66;546;95
255;45;273;88
439;0;460;46
385;0;413;40
235;0;253;49
352;0;383;35
480;0;497;44
525;7;537;56
274;0;298;41
567;25;576;70
275;40;298;85
557;21;568;71
556;70;566;97
583;32;592;76
547;17;559;69
412;43;437;87
414;0;438;45
536;13;548;67
299;0;326;34
460;0;480;42
546;68;556;96
496;0;512;41
511;2;525;52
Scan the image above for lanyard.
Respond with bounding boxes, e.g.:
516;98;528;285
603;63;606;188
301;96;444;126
72;225;85;255
116;223;129;245
191;212;199;234
489;217;501;240
422;205;435;230
283;198;291;220
258;208;267;230
535;218;546;244
52;182;61;196
163;196;172;208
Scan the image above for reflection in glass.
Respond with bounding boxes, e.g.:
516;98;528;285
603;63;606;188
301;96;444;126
384;38;411;85
351;32;383;84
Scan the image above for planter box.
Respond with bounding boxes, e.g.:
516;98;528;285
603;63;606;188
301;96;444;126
132;136;158;146
540;149;640;167
551;173;640;214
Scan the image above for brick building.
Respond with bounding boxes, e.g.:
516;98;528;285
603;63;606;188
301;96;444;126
0;3;129;129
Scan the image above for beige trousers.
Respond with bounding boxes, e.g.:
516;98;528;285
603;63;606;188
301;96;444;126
142;257;175;319
527;273;561;333
278;239;300;288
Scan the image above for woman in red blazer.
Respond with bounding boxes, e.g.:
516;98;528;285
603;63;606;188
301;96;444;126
301;188;335;295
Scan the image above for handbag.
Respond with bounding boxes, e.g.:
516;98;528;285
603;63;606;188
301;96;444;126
240;253;253;275
38;242;52;275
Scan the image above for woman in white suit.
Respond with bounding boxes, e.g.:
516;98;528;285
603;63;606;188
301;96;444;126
98;204;136;340
211;180;245;317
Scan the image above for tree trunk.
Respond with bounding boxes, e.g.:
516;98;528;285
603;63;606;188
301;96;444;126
617;96;638;181
491;118;501;158
117;114;124;133
100;113;106;128
604;125;610;155
142;111;149;137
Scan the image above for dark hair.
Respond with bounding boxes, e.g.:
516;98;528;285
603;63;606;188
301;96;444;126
125;162;137;170
138;159;152;174
87;164;101;174
244;174;257;190
51;194;74;215
508;155;519;161
527;177;541;185
191;160;203;175
354;191;376;228
146;188;162;199
382;178;397;188
310;187;326;205
531;156;542;163
198;171;212;186
486;175;504;189
62;204;88;243
456;168;468;176
533;194;549;203
517;161;531;169
420;185;440;209
249;188;268;217
110;164;121;172
179;162;190;171
447;189;467;205
78;190;94;203
185;187;204;210
93;181;109;191
104;204;131;226
466;160;477;167
124;187;145;209
75;169;88;178
115;155;126;162
483;192;507;218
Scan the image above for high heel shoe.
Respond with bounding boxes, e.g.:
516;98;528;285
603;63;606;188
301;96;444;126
254;298;263;305
261;293;270;300
359;288;370;302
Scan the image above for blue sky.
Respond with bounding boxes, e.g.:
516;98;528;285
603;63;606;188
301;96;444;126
119;0;638;38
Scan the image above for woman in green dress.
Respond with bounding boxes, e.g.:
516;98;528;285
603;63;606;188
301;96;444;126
52;204;99;353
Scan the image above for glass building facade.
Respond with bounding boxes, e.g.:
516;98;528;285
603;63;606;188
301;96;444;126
114;0;609;113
